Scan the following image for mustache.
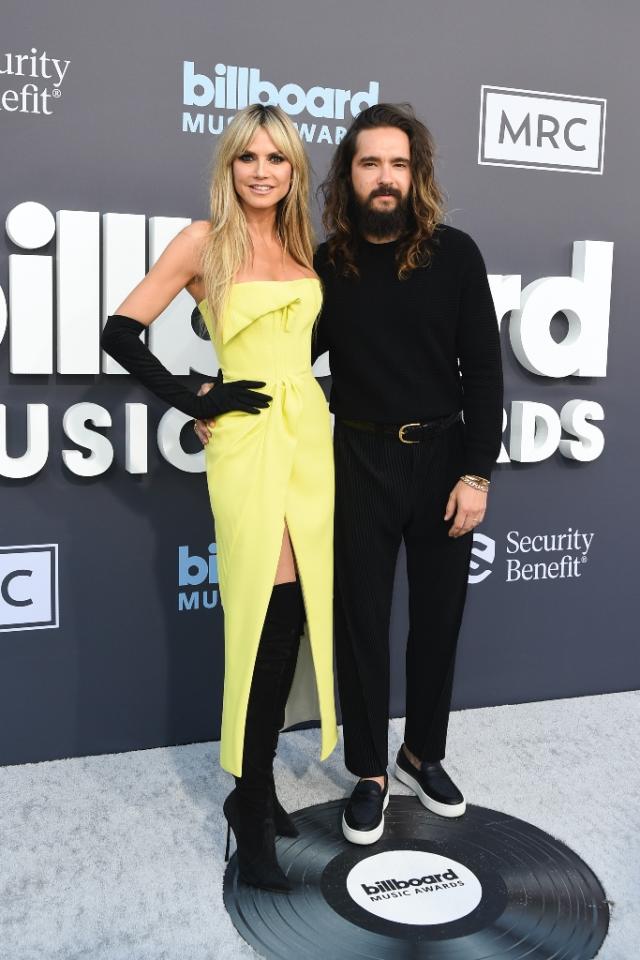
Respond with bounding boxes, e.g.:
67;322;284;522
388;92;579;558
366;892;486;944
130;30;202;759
368;186;403;200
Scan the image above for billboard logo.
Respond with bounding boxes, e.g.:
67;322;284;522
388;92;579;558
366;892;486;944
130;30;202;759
0;200;613;477
346;850;482;925
0;544;59;631
182;61;379;145
479;86;606;174
0;48;70;117
178;543;219;612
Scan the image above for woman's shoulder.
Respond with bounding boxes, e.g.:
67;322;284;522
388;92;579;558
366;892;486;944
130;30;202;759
160;219;210;262
182;219;210;245
174;220;210;276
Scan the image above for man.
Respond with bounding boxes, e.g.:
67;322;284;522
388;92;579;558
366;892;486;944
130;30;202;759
196;102;503;846
311;103;503;844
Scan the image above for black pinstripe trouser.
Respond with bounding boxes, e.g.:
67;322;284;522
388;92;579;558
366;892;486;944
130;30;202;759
333;416;473;778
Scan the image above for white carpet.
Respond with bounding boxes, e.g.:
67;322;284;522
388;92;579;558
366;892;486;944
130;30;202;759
1;691;638;960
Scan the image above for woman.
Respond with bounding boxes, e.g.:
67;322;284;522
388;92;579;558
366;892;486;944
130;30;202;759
101;104;337;893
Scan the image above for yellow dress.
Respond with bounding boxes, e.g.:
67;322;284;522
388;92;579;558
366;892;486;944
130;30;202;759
198;279;338;777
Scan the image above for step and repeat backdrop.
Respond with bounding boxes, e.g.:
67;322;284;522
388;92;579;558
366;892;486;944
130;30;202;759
1;0;637;764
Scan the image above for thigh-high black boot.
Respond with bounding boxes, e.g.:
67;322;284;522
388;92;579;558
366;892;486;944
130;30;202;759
223;580;304;892
266;582;306;837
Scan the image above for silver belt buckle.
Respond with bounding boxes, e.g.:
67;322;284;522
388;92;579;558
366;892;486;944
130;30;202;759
398;422;422;444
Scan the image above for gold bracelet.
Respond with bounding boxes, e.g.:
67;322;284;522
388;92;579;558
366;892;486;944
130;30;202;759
465;473;490;484
460;474;490;492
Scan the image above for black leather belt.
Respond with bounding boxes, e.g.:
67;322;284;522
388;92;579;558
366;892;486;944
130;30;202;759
338;410;462;444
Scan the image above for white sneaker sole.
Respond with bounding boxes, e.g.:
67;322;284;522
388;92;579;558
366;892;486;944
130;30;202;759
341;789;390;845
394;763;466;818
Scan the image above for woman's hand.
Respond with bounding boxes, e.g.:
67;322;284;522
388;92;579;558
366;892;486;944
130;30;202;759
194;381;216;445
444;480;487;538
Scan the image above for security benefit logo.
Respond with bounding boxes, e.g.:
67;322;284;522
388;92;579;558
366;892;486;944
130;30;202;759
0;48;70;116
177;543;219;612
0;544;59;631
469;528;595;584
182;60;379;144
506;527;593;582
347;850;482;925
479;86;606;174
468;532;495;584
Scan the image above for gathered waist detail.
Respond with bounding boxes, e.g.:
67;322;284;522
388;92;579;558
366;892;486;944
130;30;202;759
222;367;315;385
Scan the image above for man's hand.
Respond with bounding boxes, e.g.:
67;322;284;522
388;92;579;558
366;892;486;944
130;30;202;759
194;381;216;445
444;480;487;538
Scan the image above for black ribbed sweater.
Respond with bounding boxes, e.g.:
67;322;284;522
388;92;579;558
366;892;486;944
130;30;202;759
312;224;503;479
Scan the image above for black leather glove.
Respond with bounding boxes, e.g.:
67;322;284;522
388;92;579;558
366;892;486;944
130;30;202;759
101;314;271;419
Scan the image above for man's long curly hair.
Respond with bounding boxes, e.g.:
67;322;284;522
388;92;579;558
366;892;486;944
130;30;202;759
320;103;445;279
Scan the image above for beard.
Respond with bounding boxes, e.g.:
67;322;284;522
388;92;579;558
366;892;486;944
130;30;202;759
353;187;411;240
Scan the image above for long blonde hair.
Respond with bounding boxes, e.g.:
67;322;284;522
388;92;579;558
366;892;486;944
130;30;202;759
201;104;315;333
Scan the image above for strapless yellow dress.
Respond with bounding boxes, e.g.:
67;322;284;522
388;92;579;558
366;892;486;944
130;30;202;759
199;279;337;776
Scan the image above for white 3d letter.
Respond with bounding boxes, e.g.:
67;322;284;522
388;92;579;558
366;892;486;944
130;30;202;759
509;241;613;377
62;403;114;476
0;404;49;478
509;401;561;462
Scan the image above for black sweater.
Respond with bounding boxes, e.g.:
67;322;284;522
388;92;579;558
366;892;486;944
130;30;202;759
312;224;503;479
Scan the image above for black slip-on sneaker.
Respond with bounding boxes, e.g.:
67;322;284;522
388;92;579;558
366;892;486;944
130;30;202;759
341;774;389;845
394;748;466;818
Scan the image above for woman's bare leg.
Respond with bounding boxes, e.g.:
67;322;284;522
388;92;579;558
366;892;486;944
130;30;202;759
274;524;297;584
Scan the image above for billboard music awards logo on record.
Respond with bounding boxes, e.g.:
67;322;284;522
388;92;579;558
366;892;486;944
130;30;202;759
478;85;606;174
346;850;482;925
181;60;380;144
0;544;59;631
177;543;219;612
0;48;70;116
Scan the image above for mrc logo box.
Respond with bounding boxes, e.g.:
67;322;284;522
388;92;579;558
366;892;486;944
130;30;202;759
478;85;606;174
0;544;59;631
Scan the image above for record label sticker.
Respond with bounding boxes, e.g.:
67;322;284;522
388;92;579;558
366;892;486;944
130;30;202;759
224;798;609;958
346;850;482;925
